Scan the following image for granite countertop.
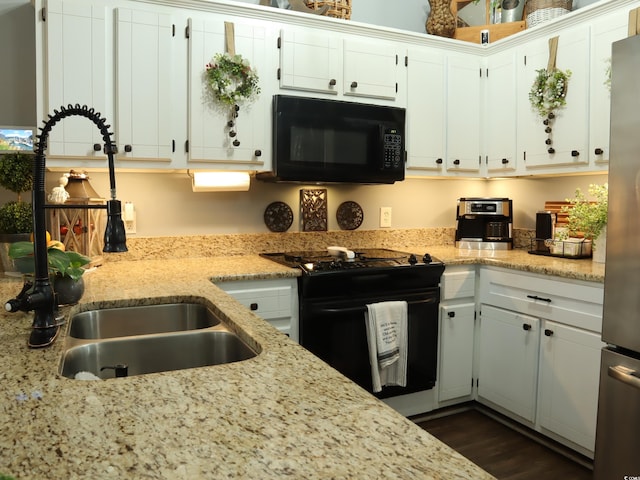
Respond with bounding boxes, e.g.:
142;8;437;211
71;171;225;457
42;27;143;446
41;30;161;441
0;246;602;479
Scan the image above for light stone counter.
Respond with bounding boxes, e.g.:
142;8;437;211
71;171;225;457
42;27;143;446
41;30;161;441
0;255;495;480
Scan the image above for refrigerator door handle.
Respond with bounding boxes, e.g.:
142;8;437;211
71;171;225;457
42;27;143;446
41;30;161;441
608;365;640;390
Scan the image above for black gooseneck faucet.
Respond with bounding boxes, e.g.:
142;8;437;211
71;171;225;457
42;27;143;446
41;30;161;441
5;104;128;348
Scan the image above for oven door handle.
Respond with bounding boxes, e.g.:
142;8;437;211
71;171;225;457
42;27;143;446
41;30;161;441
308;297;435;315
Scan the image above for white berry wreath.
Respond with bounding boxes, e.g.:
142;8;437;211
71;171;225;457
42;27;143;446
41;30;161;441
205;52;260;107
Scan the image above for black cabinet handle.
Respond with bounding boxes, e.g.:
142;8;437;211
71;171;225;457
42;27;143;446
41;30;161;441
523;323;532;331
254;149;262;157
544;329;554;337
501;158;509;164
350;81;358;88
594;148;603;155
124;144;132;153
436;158;443;165
548;147;555;154
329;78;336;86
447;311;456;318
250;303;258;311
93;143;101;152
527;294;552;303
571;150;580;157
453;159;460;166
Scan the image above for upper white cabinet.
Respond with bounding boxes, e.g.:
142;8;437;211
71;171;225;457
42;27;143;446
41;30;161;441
405;47;446;174
40;0;110;164
278;28;403;104
446;53;481;175
516;25;591;174
484;49;518;175
188;16;270;169
589;8;631;167
114;7;175;164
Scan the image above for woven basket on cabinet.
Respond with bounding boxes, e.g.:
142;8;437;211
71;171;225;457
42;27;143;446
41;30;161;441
304;0;352;19
525;0;572;27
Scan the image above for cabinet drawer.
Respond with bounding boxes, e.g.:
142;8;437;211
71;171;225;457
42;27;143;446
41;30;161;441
479;267;603;333
219;284;292;320
441;266;476;300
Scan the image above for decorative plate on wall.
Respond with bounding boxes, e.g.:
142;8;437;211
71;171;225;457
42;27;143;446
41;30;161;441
336;201;364;230
264;201;294;232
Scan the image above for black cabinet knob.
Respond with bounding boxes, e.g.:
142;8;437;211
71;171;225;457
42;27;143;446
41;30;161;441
329;78;336;86
350;81;358;88
522;323;532;331
544;329;554;337
124;144;132;153
436;158;443;165
548;147;555;154
453;159;460;165
250;303;258;311
447;311;456;318
501;158;509;164
254;149;262;157
571;150;579;157
594;148;603;155
93;143;101;152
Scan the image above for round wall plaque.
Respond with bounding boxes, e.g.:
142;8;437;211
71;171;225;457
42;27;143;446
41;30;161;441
336;201;364;230
264;201;294;232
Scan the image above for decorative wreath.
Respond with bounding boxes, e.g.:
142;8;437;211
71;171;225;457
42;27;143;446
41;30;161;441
205;52;260;107
529;68;572;119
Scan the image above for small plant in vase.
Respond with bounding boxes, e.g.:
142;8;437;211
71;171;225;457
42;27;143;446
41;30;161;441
558;183;608;261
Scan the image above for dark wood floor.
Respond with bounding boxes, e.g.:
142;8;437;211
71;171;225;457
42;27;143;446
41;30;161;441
415;408;593;480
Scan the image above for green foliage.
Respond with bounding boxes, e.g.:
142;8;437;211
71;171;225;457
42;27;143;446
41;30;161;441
0;201;32;234
560;183;608;240
9;241;90;281
205;52;261;107
0;152;33;195
529;68;572;119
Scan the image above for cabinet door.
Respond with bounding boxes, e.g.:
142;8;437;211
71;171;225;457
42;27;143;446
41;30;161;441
342;38;399;101
405;47;446;173
188;16;268;168
43;0;109;161
115;8;174;163
279;28;340;95
589;9;630;168
539;321;605;453
485;49;517;174
517;26;590;172
439;302;475;402
446;53;481;174
477;304;539;423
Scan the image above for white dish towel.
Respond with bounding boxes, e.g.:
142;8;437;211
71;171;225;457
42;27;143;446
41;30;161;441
365;300;408;393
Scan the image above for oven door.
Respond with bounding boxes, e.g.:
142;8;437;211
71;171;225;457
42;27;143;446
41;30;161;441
300;289;439;399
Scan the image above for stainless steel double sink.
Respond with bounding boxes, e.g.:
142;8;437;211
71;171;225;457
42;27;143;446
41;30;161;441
59;302;258;380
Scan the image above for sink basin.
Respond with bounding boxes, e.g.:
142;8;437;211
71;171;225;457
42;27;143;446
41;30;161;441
59;330;257;379
69;303;220;339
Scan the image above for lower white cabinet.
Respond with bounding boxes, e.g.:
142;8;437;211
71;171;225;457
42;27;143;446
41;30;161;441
216;278;298;342
477;304;540;423
538;320;605;452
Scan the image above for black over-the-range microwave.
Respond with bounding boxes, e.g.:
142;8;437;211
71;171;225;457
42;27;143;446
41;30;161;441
256;95;406;184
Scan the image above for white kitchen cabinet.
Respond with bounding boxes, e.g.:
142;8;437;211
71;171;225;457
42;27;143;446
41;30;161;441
589;7;631;168
446;53;481;175
39;0;111;164
538;320;605;453
438;266;476;404
484;49;518;175
405;46;446;174
188;15;270;169
114;7;176;165
477;304;540;423
217;278;298;342
278;28;403;104
516;25;590;174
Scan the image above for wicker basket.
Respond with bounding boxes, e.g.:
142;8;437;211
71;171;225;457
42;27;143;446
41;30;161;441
304;0;352;20
525;0;572;27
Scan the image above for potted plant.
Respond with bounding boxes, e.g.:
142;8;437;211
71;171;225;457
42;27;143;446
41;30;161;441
8;240;90;305
0;152;34;272
558;183;608;261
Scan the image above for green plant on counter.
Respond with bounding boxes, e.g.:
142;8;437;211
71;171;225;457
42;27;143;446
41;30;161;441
8;241;90;281
559;183;608;240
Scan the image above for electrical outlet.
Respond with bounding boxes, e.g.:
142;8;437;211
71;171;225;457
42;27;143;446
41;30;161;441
380;207;392;228
123;202;136;234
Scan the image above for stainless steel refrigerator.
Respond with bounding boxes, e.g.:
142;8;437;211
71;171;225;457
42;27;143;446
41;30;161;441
593;33;640;479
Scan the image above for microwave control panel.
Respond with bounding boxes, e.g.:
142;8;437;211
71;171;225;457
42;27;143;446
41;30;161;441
383;129;403;170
